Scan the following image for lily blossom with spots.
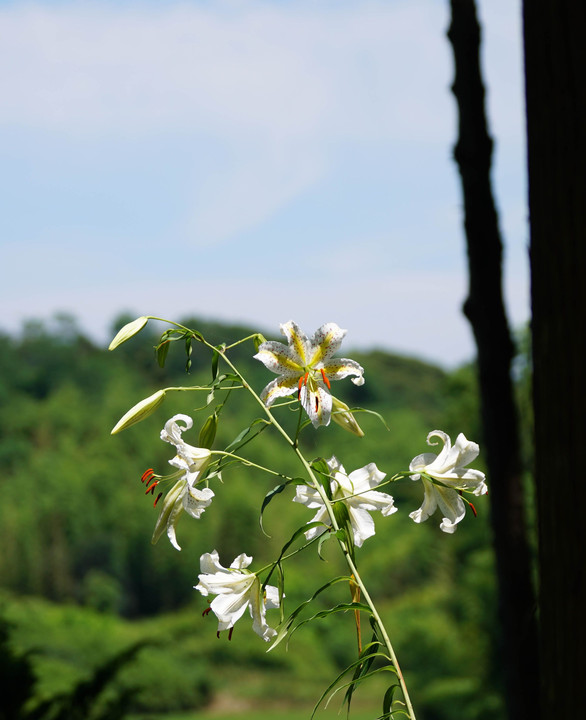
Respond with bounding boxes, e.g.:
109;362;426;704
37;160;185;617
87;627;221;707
254;321;364;428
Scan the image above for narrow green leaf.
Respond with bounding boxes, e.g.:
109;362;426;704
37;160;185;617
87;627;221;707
310;457;333;499
333;499;351;529
156;340;171;368
276;521;326;557
344;635;385;711
302;601;372;623
212;372;241;386
353;406;391;431
310;655;394;720
224;417;270;453
382;684;399;718
260;478;305;530
189;329;205;343
211;348;220;380
317;529;337;560
267;576;351;652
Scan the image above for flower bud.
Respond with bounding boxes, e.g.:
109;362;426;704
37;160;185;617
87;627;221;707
108;316;148;350
331;397;364;437
111;390;166;434
198;413;218;449
151;479;186;546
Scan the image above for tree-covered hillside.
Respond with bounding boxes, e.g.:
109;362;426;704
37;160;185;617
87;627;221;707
0;314;500;719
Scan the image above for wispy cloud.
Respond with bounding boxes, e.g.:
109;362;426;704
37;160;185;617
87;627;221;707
0;1;453;140
0;0;527;365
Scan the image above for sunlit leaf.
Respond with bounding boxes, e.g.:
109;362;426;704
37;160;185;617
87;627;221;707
382;684;400;718
156;340;171;368
310;457;333;499
260;478;306;532
267;576;351;652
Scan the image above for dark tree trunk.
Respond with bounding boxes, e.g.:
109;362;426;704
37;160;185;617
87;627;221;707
447;2;539;718
523;2;586;717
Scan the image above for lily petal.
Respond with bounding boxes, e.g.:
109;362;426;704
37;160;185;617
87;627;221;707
184;486;215;519
299;383;332;427
260;375;299;407
347;506;376;547
322;358;365;385
253;341;304;376
279;321;310;365
435;486;466;533
409;478;438;525
308;323;346;366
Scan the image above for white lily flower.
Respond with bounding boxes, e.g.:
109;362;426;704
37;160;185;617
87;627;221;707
409;430;487;533
293;456;396;547
254;321;364;428
195;550;280;642
151;414;213;551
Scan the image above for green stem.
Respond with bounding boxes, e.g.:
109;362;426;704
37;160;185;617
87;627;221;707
212;450;293;480
208;341;417;720
148;319;417;719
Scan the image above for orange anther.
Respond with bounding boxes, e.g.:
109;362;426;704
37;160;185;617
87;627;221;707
470;502;478;518
297;375;304;399
141;468;155;483
320;369;331;389
298;372;309;399
145;480;159;495
153;492;163;507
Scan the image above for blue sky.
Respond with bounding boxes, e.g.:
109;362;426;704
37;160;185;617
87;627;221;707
0;0;527;367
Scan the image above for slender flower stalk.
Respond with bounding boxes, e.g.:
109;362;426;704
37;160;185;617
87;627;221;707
200;335;418;719
124;318;419;717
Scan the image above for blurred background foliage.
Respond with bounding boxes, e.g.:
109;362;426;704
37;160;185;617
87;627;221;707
0;314;533;719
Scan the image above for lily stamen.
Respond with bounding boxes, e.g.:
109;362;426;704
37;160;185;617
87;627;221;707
297;372;310;400
145;480;159;495
153;492;163;507
320;368;331;389
141;468;155;483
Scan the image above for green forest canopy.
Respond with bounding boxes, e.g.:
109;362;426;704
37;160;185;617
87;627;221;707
0;314;508;719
